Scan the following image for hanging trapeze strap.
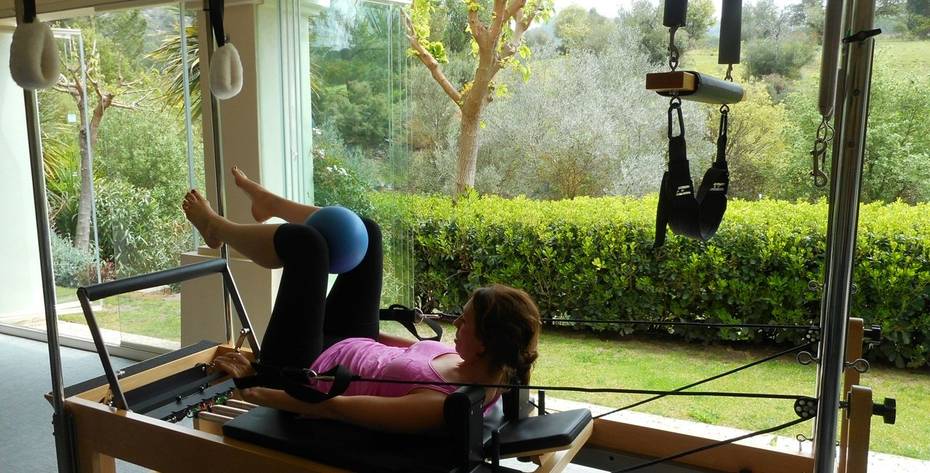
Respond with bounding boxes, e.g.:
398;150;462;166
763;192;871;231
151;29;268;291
655;99;729;247
233;363;354;403
380;304;443;342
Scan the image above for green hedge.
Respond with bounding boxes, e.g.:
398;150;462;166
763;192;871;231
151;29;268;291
372;193;930;368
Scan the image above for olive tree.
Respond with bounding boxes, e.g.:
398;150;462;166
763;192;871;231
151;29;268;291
405;0;553;195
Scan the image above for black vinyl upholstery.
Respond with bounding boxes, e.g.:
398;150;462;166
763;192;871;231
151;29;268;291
223;405;592;472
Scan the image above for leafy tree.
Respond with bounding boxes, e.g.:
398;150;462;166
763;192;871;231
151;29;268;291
743;0;786;40
310;2;406;159
405;0;553;195
147;16;200;118
744;38;815;79
618;0;688;65
553;5;615;54
705;82;789;199
50;14;152;252
683;0;715;44
907;0;930;37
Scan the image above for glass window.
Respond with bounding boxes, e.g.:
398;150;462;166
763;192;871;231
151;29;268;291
1;3;204;352
307;0;414;308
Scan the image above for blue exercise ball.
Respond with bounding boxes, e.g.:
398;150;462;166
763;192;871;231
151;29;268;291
305;206;368;274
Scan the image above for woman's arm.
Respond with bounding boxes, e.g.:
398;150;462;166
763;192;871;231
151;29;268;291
241;388;447;433
378;333;416;347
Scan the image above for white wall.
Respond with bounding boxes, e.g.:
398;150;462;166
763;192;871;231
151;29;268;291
0;33;45;320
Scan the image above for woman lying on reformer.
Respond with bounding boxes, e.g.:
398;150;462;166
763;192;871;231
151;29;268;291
182;167;541;433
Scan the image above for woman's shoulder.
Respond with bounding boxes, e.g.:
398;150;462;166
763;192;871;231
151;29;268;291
408;339;456;355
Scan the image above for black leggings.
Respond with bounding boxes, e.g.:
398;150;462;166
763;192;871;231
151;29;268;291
258;218;383;369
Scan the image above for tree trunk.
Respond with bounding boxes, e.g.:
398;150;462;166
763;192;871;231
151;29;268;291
73;99;109;251
73;127;93;251
455;99;484;195
453;54;494;195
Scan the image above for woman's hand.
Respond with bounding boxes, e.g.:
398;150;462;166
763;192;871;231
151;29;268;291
211;351;256;379
239;388;329;419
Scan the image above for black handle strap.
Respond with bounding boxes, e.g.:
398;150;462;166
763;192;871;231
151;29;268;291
380;304;443;342
208;0;227;47
655;102;730;246
22;0;37;23
233;363;354;403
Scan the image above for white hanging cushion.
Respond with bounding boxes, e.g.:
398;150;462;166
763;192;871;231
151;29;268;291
9;20;60;90
209;43;243;100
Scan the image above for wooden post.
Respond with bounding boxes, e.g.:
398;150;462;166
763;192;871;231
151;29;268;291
845;385;873;473
838;318;865;473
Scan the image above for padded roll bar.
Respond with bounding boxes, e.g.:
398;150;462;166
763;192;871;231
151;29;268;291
80;258;227;300
77;259;259;410
647;71;744;104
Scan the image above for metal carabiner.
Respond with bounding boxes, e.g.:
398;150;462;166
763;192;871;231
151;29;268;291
667;97;684;139
667;26;680;71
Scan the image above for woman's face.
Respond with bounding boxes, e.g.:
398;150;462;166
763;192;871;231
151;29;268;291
453;300;485;361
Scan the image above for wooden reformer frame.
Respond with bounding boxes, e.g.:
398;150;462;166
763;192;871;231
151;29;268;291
55;316;883;473
17;0;893;470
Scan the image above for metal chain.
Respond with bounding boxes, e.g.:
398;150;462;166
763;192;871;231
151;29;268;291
668;26;680;71
811;118;833;187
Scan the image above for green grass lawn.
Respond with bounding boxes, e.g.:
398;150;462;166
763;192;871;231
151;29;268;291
58;288;181;342
55;288;929;459
382;320;930;460
682;39;930;84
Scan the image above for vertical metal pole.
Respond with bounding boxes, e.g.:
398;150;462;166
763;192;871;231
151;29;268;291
25;91;75;473
812;0;877;470
76;33;102;284
203;0;234;345
16;1;75;467
180;0;201;249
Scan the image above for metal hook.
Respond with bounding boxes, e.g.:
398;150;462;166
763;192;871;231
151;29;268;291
797;351;819;365
811;118;833;188
845;358;870;374
235;328;251;352
668;26;680;71
667;97;684;139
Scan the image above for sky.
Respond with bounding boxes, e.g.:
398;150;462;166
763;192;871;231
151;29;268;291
552;0;803;19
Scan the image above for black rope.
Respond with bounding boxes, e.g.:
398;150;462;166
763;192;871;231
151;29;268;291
422;311;819;332
528;400;548;415
593;341;813;419
540;319;819;332
323;375;810;403
613;416;812;472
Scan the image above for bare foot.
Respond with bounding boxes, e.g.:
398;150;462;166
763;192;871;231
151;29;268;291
182;190;223;249
232;166;277;222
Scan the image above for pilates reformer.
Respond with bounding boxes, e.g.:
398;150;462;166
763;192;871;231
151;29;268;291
14;0;898;470
54;256;893;473
64;258;593;473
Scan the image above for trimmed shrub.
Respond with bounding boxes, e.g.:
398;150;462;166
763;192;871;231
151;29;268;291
373;193;930;368
51;231;96;288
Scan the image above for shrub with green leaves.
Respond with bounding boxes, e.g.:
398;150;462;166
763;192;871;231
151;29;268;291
312;124;376;217
51;231;96;288
374;193;930;368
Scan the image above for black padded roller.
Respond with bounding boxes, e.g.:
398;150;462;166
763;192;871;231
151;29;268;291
658;72;744;104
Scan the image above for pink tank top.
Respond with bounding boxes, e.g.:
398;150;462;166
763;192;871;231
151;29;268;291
309;338;460;398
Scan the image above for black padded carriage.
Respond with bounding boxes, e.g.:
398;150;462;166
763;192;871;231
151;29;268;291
222;393;592;473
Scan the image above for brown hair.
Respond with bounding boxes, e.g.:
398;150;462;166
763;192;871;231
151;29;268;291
469;284;541;385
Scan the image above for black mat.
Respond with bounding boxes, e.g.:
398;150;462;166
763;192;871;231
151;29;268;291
224;406;463;473
224;406;592;472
